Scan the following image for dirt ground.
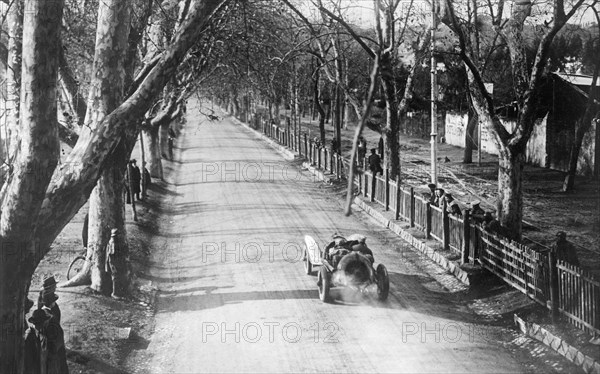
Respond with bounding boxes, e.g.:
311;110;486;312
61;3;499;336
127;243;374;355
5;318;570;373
270;109;600;275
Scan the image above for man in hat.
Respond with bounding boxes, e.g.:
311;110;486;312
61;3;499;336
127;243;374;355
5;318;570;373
24;309;51;374
444;193;462;217
40;293;69;374
106;228;125;300
38;275;61;324
553;231;580;267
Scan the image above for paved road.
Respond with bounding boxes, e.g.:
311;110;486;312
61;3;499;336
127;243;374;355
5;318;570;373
141;105;574;373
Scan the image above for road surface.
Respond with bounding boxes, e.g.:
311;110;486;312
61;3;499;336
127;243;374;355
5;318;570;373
139;106;575;373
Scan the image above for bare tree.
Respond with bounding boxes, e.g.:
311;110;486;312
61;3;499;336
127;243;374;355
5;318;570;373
441;0;589;239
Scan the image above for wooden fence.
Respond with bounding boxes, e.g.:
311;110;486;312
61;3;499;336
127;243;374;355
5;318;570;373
252;114;600;338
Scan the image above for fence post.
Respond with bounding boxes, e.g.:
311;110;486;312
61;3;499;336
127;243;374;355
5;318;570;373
395;176;401;220
304;134;308;159
384;169;390;211
370;173;376;203
330;151;334;174
548;251;560;323
442;200;449;250
426;202;431;239
317;147;322;170
462;209;471;264
363;172;368;197
410;187;415;228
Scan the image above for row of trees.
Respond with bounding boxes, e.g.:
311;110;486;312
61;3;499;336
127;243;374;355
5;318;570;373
201;0;598;238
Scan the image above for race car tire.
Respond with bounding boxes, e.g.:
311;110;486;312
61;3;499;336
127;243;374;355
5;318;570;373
318;267;332;303
376;264;390;301
304;247;313;275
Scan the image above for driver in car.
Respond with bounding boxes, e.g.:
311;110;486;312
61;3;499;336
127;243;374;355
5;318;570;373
351;237;374;263
324;233;352;267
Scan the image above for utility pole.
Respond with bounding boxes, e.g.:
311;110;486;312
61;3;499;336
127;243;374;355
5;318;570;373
430;0;438;185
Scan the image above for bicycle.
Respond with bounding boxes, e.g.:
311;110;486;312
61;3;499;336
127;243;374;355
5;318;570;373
67;247;88;280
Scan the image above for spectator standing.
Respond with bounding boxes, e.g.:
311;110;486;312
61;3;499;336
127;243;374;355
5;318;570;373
38;275;60;324
129;159;141;201
41;293;69;374
432;188;445;207
24;309;51;374
426;183;437;205
105;228;125;300
368;148;383;176
553;231;580;267
444;193;462;217
470;201;485;223
357;137;367;167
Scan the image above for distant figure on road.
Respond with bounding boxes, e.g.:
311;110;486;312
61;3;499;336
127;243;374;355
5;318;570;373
553;231;580;267
368;148;383;176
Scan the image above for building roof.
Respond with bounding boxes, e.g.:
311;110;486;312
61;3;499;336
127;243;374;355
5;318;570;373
553;72;595;87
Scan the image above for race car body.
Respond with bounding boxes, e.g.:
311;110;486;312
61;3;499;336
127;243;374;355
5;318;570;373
303;234;389;303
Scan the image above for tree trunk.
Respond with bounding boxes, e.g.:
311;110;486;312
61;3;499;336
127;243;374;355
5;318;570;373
463;110;478;163
380;51;400;178
0;245;31;374
140;132;148;198
144;125;164;179
497;150;524;240
0;0;64;371
5;0;23;160
70;0;131;293
313;68;326;145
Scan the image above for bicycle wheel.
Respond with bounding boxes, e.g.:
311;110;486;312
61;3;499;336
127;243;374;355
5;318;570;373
67;256;86;280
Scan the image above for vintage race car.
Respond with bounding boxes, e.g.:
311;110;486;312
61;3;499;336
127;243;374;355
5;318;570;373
303;234;390;303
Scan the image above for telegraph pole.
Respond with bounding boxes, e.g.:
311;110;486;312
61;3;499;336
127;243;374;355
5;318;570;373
430;0;438;185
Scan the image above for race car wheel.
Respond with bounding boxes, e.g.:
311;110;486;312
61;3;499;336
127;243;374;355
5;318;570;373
376;264;390;301
304;247;313;275
318;267;332;303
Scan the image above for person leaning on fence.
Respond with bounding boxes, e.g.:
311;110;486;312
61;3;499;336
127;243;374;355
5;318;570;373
432;188;444;207
426;183;437;205
470;201;485;223
553;231;580;267
444;193;462;217
368;148;383;176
